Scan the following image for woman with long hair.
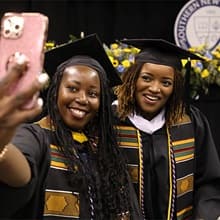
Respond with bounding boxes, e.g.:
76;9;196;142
113;39;220;220
1;34;141;219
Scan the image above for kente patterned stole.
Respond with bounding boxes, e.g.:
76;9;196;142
115;114;195;220
35;117;89;218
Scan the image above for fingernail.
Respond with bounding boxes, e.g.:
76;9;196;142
14;52;28;65
38;73;49;85
37;97;43;107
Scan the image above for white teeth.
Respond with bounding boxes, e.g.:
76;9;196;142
70;109;86;118
146;95;159;101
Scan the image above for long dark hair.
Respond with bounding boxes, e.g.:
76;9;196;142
115;62;185;126
46;56;130;219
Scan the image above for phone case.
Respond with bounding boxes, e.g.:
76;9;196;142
0;12;48;108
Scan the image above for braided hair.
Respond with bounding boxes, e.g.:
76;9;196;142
115;62;185;126
46;56;131;219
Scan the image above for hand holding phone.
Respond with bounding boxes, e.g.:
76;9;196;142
0;12;49;108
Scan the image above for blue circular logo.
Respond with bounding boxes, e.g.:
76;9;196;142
174;0;220;50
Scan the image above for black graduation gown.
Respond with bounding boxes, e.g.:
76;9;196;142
1;117;143;219
114;105;220;220
0;123;50;219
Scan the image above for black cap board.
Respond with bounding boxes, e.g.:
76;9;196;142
44;33;122;87
120;38;206;108
120;38;204;70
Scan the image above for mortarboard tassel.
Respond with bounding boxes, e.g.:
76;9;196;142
184;58;191;113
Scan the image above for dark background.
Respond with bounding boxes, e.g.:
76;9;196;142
0;0;220;157
0;0;189;44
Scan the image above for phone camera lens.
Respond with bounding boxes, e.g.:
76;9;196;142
4;29;10;35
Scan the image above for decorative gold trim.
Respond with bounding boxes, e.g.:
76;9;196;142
127;164;138;183
44;190;80;217
177;206;193;217
177;174;194;197
172;114;191;126
137;129;144;212
35;116;53;130
173;138;194;146
166;126;172;220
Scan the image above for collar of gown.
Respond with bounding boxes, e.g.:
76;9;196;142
128;108;166;134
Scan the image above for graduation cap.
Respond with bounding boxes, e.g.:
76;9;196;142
120;38;205;105
44;33;122;87
120;38;204;70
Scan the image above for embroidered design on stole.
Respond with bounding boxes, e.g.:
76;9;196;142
44;190;80;218
115;126;139;183
115;126;144;213
116;119;195;220
115;125;139;148
35;117;81;218
50;144;68;170
171;117;195;220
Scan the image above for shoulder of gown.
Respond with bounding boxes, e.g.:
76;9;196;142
189;104;220;219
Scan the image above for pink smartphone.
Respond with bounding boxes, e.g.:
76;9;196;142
0;12;49;108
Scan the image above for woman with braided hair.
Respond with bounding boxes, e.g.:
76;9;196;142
113;39;220;220
1;34;142;219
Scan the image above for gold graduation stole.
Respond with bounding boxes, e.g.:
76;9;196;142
72;131;88;143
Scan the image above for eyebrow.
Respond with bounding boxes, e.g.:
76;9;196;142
68;80;100;89
140;72;174;80
67;79;80;85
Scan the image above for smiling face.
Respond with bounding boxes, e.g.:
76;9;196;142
135;63;174;120
57;65;100;130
